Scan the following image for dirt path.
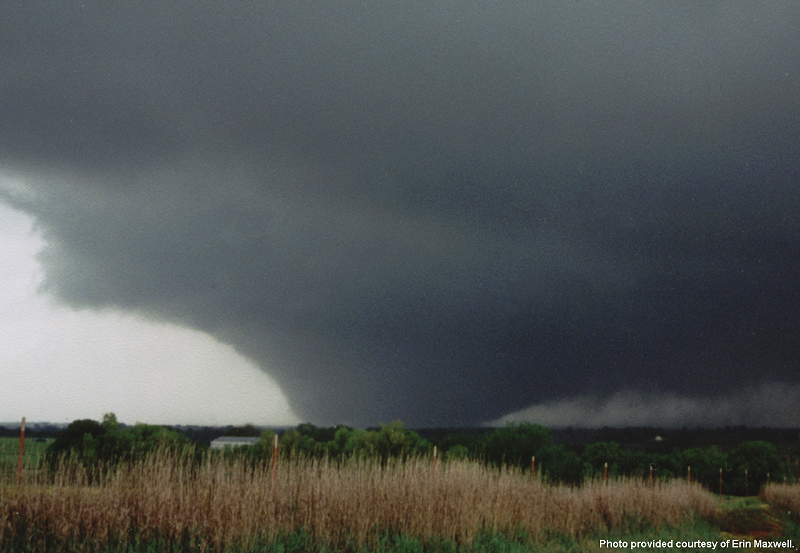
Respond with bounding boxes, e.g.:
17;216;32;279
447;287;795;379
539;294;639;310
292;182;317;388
711;497;797;552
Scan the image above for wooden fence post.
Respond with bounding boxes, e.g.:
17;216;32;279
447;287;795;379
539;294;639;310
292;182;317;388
16;417;25;489
433;446;438;473
531;456;535;483
687;466;691;484
745;469;748;498
719;468;722;499
272;434;278;485
604;462;608;484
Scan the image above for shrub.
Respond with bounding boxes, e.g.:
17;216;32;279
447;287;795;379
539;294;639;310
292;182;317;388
484;422;553;469
45;414;192;470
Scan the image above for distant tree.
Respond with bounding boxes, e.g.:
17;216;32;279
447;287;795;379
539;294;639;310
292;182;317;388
325;426;354;458
275;423;356;458
257;429;277;449
622;449;653;478
484;422;553;469
373;421;430;462
438;432;487;460
296;422;341;444
102;412;121;433
445;444;470;461
0;426;16;438
224;424;261;437
116;423;192;462
547;445;583;484
46;415;193;469
727;441;782;496
279;427;326;457
276;428;303;453
46;419;106;466
680;446;727;491
791;439;800;482
582;442;625;479
276;422;432;463
342;428;374;459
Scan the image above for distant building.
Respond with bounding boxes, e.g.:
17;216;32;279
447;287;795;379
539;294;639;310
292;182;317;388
210;436;260;449
654;435;664;442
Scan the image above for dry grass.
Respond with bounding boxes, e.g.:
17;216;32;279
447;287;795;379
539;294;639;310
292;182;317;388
1;452;717;552
760;482;800;515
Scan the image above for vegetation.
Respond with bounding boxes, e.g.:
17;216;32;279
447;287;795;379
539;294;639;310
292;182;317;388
2;448;717;552
0;437;50;480
0;416;797;551
22;416;798;495
270;422;797;495
44;413;194;470
761;482;800;520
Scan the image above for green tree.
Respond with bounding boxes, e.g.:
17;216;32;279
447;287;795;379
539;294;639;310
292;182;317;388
46;419;106;466
727;441;782;496
582;442;625;479
258;429;277;449
278;423;357;459
46;415;192;468
102;412;121;433
623;449;653;479
277;428;304;454
342;428;374;458
328;426;354;458
373;421;430;462
445;444;470;461
547;445;583;484
484;422;553;469
681;446;727;491
439;432;486;460
116;423;191;462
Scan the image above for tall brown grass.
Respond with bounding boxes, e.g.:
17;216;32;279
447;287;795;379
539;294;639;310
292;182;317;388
760;482;800;515
1;451;716;552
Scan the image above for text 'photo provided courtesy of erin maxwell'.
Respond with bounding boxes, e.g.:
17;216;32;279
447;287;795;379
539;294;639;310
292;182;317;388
599;539;796;550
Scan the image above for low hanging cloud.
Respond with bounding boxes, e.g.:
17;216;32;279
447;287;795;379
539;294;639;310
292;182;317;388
1;2;799;427
489;383;800;428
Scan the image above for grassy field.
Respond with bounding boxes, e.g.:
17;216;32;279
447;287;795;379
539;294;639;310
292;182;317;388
0;450;797;552
0;437;50;480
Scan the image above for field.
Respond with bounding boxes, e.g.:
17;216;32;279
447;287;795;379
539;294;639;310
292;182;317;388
2;423;799;553
0;437;50;481
2;446;798;553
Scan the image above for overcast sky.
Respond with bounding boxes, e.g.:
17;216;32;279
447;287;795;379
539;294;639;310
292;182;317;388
1;1;799;428
0;201;300;426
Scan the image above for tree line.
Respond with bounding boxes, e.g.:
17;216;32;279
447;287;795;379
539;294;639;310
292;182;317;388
43;415;799;496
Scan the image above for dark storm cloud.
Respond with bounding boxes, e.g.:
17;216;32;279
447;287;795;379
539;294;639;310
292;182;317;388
2;1;799;426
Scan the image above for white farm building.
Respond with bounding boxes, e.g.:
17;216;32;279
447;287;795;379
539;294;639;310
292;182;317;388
210;436;260;449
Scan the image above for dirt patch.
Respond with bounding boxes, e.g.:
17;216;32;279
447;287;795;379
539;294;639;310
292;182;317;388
713;503;785;537
709;499;797;552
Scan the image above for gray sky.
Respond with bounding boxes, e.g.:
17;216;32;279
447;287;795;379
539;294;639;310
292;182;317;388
1;1;799;427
